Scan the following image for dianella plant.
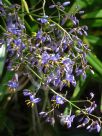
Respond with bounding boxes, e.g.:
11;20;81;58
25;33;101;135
0;0;101;135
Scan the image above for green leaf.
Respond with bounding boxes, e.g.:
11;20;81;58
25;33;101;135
3;0;11;6
87;35;101;45
82;10;102;18
22;0;35;21
69;0;94;13
71;76;89;100
100;92;102;112
0;71;14;101
0;44;6;76
90;19;102;27
86;52;102;75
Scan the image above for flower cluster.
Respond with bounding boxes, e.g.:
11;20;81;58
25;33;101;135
0;0;101;133
1;0;90;89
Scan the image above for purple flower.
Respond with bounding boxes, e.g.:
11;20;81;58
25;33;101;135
62;58;74;74
30;95;41;103
36;30;42;40
0;6;5;16
77;30;83;35
70;15;79;25
82;118;89;125
23;89;41;104
56;95;64;104
14;38;22;46
86;121;101;132
6;14;22;35
42;51;50;64
52;95;64;104
37;18;48;24
77;117;89;128
66;73;76;86
14;38;26;50
82;71;86;80
47;68;61;87
77;40;83;47
36;30;47;45
50;54;60;61
62;58;74;65
53;77;61;87
23;89;32;96
86;101;97;113
60;114;75;128
75;68;83;76
8;80;19;89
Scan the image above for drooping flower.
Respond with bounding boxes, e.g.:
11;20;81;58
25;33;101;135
60;114;75;128
86;101;97;113
86;121;101;132
30;95;41;103
52;95;65;105
23;89;41;105
77;117;89;128
70;15;79;25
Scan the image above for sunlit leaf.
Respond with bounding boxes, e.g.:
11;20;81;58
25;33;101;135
86;52;102;75
0;44;6;76
82;10;102;18
22;0;35;21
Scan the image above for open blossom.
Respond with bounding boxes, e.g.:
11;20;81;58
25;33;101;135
37;17;48;24
8;80;19;89
51;95;65;105
23;89;41;104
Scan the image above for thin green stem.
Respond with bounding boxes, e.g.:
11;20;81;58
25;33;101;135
21;0;25;23
0;25;6;32
71;100;91;103
26;65;42;81
42;0;46;16
50;19;73;41
42;89;49;111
